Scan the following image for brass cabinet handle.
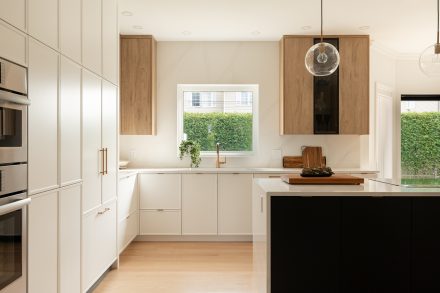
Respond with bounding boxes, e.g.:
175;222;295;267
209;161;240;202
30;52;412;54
99;149;105;175
98;207;110;215
104;148;108;175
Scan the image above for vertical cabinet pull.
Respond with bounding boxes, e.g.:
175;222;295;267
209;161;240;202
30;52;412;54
104;148;108;175
99;148;105;175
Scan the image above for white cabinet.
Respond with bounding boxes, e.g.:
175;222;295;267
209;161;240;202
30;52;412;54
140;210;181;235
118;174;139;252
82;70;102;212
182;174;217;235
218;174;253;235
0;0;26;31
59;0;81;62
59;185;81;293
102;0;118;84
82;0;102;75
60;57;81;186
102;81;118;203
28;40;58;195
28;0;58;49
82;201;117;292
0;21;27;66
139;174;181;210
28;191;58;293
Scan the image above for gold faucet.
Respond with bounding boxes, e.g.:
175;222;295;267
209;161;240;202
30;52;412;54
216;143;226;168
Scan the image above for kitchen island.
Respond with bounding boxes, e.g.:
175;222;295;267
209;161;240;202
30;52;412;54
253;178;440;293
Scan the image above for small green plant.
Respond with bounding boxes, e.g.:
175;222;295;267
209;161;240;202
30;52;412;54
179;140;202;168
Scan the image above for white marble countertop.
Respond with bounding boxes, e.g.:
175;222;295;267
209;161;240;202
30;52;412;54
254;178;440;196
118;167;378;178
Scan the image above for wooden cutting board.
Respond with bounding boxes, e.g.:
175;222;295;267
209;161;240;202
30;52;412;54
283;156;327;168
281;174;364;185
302;146;324;168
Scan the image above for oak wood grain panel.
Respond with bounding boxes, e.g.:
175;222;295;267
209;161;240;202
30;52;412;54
281;36;314;134
339;36;370;134
120;36;156;135
281;174;364;185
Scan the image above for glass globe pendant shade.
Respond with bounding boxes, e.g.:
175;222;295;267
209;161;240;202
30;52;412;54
419;43;440;77
305;42;340;76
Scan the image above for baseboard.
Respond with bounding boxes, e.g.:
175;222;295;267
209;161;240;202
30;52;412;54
134;235;252;242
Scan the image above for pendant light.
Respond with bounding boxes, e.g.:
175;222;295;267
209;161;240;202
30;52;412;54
305;0;340;76
419;0;440;77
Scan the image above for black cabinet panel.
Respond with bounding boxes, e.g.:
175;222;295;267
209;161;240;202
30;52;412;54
340;198;412;293
271;197;341;293
412;198;440;292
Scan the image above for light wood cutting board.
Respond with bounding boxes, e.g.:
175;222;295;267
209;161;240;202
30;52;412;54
302;146;324;168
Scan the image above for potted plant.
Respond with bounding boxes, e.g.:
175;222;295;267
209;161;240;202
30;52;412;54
179;140;201;168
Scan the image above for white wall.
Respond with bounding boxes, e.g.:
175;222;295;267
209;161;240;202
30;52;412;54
120;41;362;168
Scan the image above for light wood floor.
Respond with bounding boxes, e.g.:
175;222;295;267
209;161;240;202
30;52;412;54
94;242;254;293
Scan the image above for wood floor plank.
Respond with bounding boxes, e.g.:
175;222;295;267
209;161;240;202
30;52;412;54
94;242;253;293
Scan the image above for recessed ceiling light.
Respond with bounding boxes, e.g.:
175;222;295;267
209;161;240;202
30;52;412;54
181;31;192;36
133;25;143;30
301;25;312;31
358;25;370;31
121;11;133;16
251;30;261;36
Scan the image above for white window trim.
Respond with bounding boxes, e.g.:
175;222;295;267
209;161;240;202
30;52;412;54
177;84;259;157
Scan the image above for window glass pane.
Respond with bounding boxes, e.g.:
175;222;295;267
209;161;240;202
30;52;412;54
183;90;254;152
401;100;440;182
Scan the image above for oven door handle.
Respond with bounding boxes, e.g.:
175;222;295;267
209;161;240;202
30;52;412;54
0;197;31;216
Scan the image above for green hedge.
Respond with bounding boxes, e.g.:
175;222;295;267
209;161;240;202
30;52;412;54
401;112;440;176
184;112;253;152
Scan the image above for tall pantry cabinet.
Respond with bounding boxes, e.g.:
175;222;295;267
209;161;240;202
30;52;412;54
0;0;119;292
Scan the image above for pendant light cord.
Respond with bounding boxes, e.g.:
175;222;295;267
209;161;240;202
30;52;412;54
321;0;324;43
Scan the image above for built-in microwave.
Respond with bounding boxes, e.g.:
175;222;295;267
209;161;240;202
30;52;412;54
0;58;28;165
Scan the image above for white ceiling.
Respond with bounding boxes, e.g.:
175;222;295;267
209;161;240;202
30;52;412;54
118;0;439;55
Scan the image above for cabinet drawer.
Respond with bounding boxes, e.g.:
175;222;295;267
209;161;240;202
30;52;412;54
118;174;138;221
82;201;117;292
118;211;139;254
0;21;26;66
140;210;181;235
139;174;181;209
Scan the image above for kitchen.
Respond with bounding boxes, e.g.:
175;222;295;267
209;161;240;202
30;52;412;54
0;0;440;293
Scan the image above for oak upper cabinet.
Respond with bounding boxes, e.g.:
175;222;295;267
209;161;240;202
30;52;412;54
28;0;58;49
82;70;102;212
120;36;156;135
0;0;26;31
102;0;118;84
59;0;81;63
59;185;81;293
182;174;218;235
280;36;314;135
60;57;81;186
339;36;370;135
28;40;58;195
218;174;253;235
82;0;102;75
28;192;58;293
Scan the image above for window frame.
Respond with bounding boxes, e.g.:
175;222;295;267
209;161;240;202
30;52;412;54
177;84;259;157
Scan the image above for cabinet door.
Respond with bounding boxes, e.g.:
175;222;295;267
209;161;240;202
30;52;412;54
59;185;81;293
0;0;26;31
60;57;81;186
140;210;181;235
341;197;411;293
339;36;369;134
218;174;252;235
270;196;341;293
101;81;118;203
182;174;217;235
82;201;117;292
82;0;102;74
0;21;27;66
280;36;314;134
28;40;58;194
28;0;58;49
118;175;138;221
139;174;181;210
59;0;81;62
102;0;118;84
118;211;139;253
82;71;102;212
412;198;440;292
28;192;58;293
